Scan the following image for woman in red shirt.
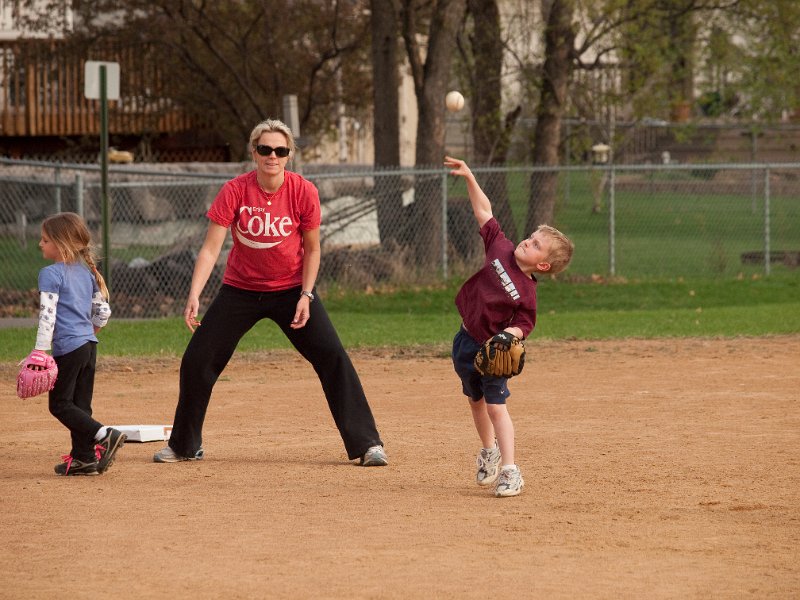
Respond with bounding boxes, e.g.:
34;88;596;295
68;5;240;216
154;119;387;467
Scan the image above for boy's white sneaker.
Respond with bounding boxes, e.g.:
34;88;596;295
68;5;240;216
495;465;524;497
476;443;501;486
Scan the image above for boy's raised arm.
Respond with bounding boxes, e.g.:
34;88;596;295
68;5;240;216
444;156;493;227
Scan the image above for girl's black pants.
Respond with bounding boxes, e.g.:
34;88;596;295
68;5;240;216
49;341;101;462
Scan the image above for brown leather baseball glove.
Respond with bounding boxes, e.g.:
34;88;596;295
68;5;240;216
474;332;525;378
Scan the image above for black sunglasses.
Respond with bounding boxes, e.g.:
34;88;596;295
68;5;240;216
254;144;291;158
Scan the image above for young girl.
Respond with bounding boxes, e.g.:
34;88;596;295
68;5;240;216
31;212;125;476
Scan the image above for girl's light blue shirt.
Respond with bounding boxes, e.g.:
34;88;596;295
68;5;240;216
38;262;99;357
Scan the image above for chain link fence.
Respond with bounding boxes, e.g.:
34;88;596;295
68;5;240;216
2;157;798;318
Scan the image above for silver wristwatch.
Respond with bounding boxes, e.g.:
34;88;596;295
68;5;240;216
300;290;315;302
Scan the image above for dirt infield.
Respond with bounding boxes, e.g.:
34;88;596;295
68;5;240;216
1;336;798;599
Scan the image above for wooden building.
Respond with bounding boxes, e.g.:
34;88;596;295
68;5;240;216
0;38;227;161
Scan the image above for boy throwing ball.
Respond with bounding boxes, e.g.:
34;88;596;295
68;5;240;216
444;156;574;497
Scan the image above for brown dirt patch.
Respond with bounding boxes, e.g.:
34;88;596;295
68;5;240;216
2;336;799;598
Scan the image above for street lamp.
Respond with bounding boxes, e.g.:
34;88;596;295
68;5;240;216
591;143;611;165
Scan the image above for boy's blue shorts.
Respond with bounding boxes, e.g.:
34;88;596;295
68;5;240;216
451;326;510;405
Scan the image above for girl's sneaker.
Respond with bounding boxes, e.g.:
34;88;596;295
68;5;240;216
476;443;501;486
94;428;127;473
54;455;100;476
494;465;524;497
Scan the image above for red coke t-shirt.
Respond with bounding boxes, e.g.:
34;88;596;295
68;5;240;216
207;170;321;292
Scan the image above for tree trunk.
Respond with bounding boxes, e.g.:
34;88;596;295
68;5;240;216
667;10;697;119
370;0;407;246
527;0;575;233
402;0;468;268
467;0;520;240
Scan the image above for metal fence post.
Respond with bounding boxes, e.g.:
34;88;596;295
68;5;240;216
16;211;27;249
764;167;771;276
442;171;449;280
75;173;84;218
608;165;616;276
564;119;571;208
54;165;62;213
100;65;111;292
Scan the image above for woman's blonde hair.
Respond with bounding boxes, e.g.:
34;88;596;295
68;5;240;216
41;212;109;299
248;119;296;156
536;224;575;275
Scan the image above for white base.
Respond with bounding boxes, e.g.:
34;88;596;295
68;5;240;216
111;424;172;443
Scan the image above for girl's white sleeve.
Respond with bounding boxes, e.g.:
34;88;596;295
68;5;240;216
35;291;58;351
91;292;112;328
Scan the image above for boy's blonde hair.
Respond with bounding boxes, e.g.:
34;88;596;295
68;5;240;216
41;212;109;299
536;224;574;275
248;119;296;156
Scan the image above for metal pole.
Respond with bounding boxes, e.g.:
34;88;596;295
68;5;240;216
764;167;771;276
282;94;302;174
75;173;84;218
441;171;449;280
751;129;758;213
564;119;570;208
54;165;61;213
100;65;111;291
16;212;27;249
609;165;616;276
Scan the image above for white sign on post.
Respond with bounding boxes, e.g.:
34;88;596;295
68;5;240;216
84;61;120;100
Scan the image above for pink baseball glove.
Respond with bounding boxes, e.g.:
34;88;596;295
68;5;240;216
17;350;58;399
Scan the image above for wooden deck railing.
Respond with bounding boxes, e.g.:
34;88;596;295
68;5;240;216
0;39;197;137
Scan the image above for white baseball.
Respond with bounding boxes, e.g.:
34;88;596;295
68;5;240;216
446;90;465;112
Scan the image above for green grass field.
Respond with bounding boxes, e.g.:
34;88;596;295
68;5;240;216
1;275;797;360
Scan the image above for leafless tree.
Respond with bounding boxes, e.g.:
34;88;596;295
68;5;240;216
400;0;468;266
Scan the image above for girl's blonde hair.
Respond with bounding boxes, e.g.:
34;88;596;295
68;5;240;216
42;212;109;299
248;118;296;156
536;224;575;275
